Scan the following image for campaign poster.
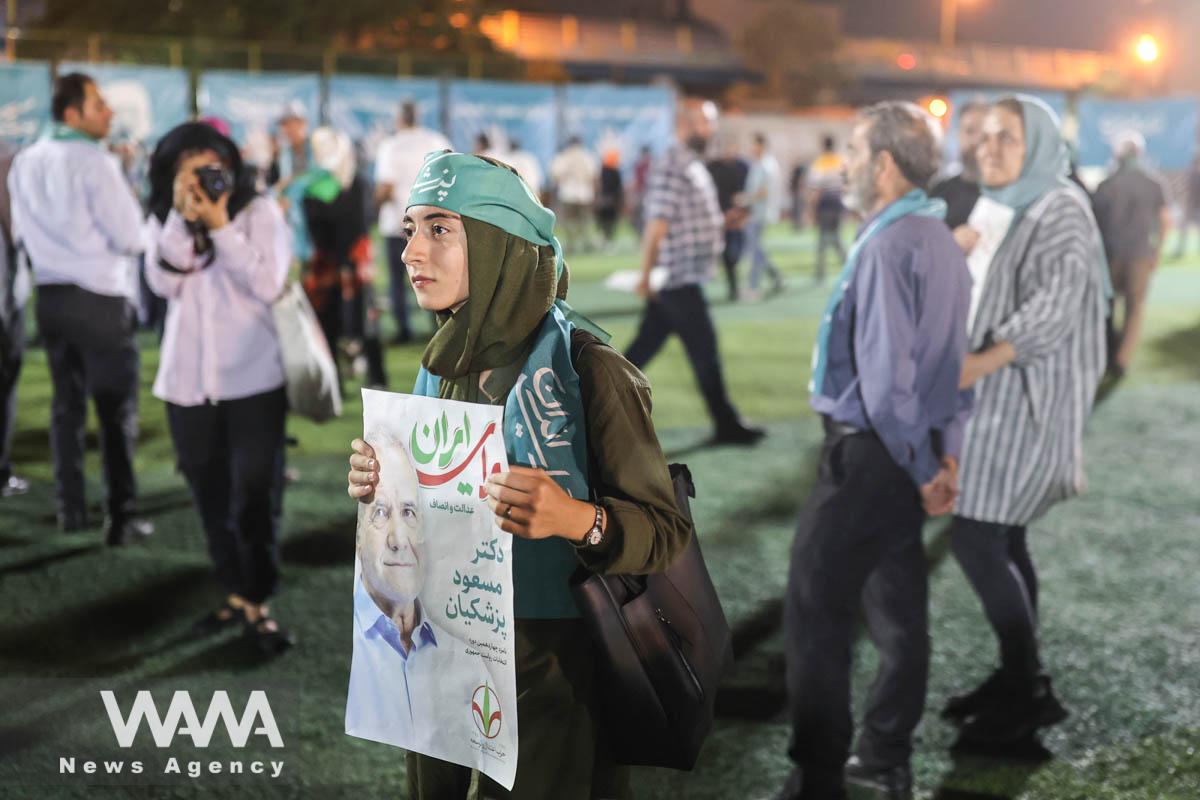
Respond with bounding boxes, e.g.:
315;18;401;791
347;389;517;789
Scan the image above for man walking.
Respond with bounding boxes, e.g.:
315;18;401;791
1091;132;1170;377
705;136;749;301
625;99;764;445
743;132;785;299
550;136;599;253
809;135;846;285
8;73;152;544
374;101;450;343
773;102;972;800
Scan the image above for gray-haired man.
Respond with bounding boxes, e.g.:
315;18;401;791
773;102;973;800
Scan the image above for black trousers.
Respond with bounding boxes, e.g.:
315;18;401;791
784;429;928;794
722;228;745;299
385;235;412;340
624;283;741;433
949;516;1040;688
166;387;287;604
0;304;24;482
35;284;140;521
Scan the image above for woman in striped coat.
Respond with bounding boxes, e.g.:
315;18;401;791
941;96;1108;745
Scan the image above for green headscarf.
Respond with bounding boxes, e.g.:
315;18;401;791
981;95;1113;300
406;152;571;404
981;95;1072;213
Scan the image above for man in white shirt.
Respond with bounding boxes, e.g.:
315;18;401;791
346;440;493;763
502;139;545;200
742;132;785;298
374;102;450;344
7;73;152;543
550;137;599;253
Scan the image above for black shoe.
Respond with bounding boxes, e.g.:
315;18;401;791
58;509;90;532
1;475;29;497
245;617;296;655
941;669;1010;724
105;517;154;547
844;756;912;800
959;674;1069;745
713;423;767;446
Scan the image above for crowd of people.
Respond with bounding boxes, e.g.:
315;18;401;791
0;68;1183;800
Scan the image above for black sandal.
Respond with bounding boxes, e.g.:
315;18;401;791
244;616;296;655
191;599;245;634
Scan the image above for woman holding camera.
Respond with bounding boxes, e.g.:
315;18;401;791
145;121;294;654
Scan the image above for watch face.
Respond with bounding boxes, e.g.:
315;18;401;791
586;528;603;546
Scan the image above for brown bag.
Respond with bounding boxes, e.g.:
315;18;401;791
568;332;735;770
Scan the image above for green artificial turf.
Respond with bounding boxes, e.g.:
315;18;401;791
1;224;1198;799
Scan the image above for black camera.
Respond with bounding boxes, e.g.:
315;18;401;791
195;164;234;202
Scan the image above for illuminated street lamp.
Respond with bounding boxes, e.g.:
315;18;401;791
1135;34;1160;64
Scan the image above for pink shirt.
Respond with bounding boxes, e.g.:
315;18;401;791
145;197;290;406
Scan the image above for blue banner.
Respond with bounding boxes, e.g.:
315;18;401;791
327;75;443;158
447;80;556;171
0;61;51;143
1076;97;1199;171
562;84;674;174
945;89;1067;165
198;71;321;145
59;62;190;144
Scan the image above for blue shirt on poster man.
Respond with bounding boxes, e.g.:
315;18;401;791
810;204;975;488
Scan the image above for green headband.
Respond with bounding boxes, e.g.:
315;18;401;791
406;150;564;278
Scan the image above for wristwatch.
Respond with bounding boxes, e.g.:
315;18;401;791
578;503;605;548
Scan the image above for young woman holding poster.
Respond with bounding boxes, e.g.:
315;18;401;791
346;151;690;798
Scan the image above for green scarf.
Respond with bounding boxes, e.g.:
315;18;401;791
302;168;341;203
49;124;100;144
980;95;1071;214
422;217;563;405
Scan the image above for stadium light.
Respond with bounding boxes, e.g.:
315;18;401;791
1135;34;1160;64
927;97;949;119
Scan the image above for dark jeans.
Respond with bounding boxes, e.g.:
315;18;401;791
166;387;287;604
385;235;412;340
624;283;741;433
722;228;745;299
0;304;24;482
785;429;928;793
35;284;140;521
950;517;1040;688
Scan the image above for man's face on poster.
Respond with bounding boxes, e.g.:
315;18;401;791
359;446;426;606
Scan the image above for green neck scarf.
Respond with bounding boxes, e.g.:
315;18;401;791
49;124;100;144
303;169;341;203
422;217;562;404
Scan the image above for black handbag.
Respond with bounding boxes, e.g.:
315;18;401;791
570;462;735;770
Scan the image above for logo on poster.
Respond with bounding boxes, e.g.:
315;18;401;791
471;684;503;739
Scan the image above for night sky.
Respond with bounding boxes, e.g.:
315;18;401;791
691;0;1182;52
838;0;1172;51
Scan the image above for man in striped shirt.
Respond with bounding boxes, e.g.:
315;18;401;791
625;99;764;445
